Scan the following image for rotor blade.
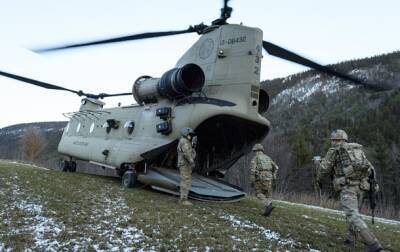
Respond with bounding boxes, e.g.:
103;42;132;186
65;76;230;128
262;41;388;91
0;70;81;95
97;92;132;99
35;28;198;53
0;70;132;99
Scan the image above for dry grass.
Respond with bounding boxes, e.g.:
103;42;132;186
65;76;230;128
1;160;399;251
274;191;400;220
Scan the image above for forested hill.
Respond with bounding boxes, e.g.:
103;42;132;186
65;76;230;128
257;51;400;217
263;51;400;99
0;121;66;161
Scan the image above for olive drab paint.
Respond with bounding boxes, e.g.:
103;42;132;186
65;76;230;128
58;24;270;170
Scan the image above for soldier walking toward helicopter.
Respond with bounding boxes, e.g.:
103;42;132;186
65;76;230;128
177;127;197;206
250;143;279;216
314;129;383;252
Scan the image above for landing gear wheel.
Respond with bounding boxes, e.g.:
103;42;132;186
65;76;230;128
70;161;77;172
60;160;70;172
122;171;137;188
116;168;126;178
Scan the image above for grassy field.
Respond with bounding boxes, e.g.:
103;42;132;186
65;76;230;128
0;160;399;251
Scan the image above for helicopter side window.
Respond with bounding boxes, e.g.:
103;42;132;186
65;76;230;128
89;122;95;134
124;121;135;135
103;122;110;133
103;119;120;134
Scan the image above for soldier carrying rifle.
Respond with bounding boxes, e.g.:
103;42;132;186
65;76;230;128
313;129;383;252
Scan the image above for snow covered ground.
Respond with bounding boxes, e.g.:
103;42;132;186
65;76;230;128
0;176;64;251
7;160;50;170
220;213;298;246
0;172;152;251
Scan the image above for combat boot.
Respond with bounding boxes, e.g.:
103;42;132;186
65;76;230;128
263;203;275;216
359;228;382;252
344;236;354;246
344;229;355;246
180;200;193;206
365;241;383;252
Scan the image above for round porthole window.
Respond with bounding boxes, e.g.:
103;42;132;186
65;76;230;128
124;121;135;135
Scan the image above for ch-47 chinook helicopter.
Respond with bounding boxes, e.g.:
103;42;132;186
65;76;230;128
0;0;389;201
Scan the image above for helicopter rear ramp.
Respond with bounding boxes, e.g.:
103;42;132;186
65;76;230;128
137;167;246;202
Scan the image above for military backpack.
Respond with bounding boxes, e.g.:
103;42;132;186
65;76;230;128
337;143;370;180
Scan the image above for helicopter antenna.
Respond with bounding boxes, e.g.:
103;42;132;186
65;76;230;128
0;70;131;99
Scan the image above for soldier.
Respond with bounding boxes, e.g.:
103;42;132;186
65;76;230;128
314;129;383;252
177;127;196;206
250;143;279;216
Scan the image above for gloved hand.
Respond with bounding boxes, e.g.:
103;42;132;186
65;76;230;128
312;156;321;165
191;136;197;148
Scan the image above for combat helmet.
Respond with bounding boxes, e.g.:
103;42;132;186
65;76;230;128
252;143;264;152
180;127;195;137
330;129;348;141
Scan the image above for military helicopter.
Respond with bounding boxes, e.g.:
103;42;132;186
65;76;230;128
0;0;388;201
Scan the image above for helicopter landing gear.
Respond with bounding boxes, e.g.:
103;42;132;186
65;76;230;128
122;170;137;188
116;168;126;178
69;161;77;172
60;160;69;172
59;159;77;172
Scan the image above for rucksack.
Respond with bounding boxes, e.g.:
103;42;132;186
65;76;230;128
337;143;370;180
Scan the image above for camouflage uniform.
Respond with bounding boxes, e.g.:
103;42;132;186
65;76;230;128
250;144;279;214
317;130;382;251
177;132;196;203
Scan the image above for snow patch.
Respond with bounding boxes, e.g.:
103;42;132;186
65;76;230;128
2;178;65;250
276;200;400;226
272;73;355;107
220;214;296;246
4;160;50;170
0;245;12;252
72;191;151;250
0;173;151;251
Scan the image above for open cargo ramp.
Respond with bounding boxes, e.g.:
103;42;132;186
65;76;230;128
137;167;246;202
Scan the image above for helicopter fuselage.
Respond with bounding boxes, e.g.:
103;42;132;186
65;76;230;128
58;24;270;176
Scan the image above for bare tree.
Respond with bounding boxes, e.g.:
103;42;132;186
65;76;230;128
20;127;47;163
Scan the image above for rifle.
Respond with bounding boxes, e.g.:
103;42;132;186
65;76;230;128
312;156;323;206
368;169;378;224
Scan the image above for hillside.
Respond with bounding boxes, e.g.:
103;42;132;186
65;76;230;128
0;121;66;162
227;51;400;219
1;160;399;251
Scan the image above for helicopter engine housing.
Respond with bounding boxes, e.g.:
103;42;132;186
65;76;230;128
132;63;205;104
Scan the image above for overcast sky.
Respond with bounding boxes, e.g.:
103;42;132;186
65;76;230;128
0;0;399;128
